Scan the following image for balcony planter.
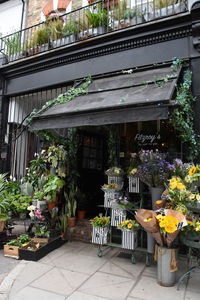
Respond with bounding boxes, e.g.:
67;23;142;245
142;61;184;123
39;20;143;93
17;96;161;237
111;207;126;226
121;229;138;250
92;226;108;245
151;3;185;20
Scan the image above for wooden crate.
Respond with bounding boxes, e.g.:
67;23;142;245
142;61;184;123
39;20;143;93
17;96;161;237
32;237;49;243
4;245;19;259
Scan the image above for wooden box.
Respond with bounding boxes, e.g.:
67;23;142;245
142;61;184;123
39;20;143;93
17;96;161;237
4;245;19;259
32;237;49;243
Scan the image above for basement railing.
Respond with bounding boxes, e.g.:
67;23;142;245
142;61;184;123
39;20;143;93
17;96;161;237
0;0;188;64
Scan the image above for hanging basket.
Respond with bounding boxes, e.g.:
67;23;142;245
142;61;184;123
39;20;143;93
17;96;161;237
108;176;123;185
121;230;138;250
128;176;140;193
91;226;108;245
103;190;121;208
111;207;126;226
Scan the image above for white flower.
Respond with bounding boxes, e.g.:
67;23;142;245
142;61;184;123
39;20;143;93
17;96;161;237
29;211;34;217
41;149;46;154
27;205;36;211
9;175;13;180
13;177;16;181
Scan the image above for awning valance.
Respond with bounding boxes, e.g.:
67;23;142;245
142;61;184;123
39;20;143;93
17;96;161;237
30;66;180;130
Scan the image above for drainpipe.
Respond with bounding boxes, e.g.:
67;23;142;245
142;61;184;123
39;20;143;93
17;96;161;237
20;0;25;30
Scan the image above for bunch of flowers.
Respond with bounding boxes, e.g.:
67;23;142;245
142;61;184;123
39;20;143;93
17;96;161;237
135;208;187;247
137;150;174;187
27;205;44;220
90;216;110;227
128;168;137;177
111;196;133;210
102;183;122;190
105;167;124;177
117;219;139;231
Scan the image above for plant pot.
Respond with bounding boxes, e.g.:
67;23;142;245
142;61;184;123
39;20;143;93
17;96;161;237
121;230;138;250
108;176;123;185
68;217;76;227
47;198;58;210
77;210;86;220
0;220;5;232
157;245;178;287
128;176;140;193
92;226;108;245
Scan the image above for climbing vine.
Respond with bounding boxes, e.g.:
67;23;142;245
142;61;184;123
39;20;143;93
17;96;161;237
170;69;199;161
26;76;92;126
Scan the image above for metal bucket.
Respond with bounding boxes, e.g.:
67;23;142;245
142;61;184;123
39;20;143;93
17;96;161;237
150;187;165;210
157;246;177;287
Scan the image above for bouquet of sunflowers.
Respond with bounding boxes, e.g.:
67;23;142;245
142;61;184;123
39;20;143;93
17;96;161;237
135;208;187;247
117;219;140;231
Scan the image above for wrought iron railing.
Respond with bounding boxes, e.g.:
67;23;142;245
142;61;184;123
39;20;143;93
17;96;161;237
0;0;188;64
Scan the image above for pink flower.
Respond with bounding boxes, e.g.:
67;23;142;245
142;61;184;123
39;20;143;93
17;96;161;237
35;209;44;220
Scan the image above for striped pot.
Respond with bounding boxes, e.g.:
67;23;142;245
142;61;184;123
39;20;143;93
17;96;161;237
128;176;140;193
108;176;123;185
121;230;138;250
104;190;121;208
92;226;108;245
111;207;126;226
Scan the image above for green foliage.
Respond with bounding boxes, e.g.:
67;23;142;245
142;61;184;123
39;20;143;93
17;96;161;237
3;32;21;55
63;20;79;36
64;186;77;217
59;214;68;233
6;234;31;247
43;174;65;202
90;216;110;227
10;195;31;214
20;181;34;196
86;9;108;27
35;225;49;238
124;7;144;19
170;70;199;161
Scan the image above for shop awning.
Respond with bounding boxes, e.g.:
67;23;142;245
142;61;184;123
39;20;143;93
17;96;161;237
30;66;180;130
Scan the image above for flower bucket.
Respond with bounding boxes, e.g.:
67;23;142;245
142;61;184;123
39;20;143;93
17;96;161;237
128;176;140;193
156;245;178;287
92;226;108;245
104;190;121;208
111;207;126;226
108;176;123;185
121;230;138;250
150;187;165;210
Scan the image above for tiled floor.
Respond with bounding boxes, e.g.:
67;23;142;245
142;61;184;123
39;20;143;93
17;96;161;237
0;241;199;300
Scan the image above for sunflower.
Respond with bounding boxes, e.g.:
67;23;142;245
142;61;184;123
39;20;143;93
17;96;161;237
127;223;133;229
176;183;186;190
169;182;177;189
189;166;197;176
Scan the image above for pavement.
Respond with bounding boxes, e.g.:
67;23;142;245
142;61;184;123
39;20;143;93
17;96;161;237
0;241;199;300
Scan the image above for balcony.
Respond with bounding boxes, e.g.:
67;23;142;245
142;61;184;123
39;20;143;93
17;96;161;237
0;0;188;65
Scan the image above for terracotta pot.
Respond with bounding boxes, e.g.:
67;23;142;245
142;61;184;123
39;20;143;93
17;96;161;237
68;217;76;227
47;198;58;210
0;220;5;232
77;210;86;220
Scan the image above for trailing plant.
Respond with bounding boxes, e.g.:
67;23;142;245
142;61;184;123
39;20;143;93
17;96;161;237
26;77;92;126
170;70;199;161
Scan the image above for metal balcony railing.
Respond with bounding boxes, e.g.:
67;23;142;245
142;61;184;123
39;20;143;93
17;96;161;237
0;0;188;64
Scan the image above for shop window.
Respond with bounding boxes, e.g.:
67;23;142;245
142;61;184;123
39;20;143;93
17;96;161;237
82;134;104;170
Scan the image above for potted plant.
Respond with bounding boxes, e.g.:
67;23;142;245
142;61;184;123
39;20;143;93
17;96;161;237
12;195;32;220
105;167;124;185
86;8;108;35
43;174;65;210
58;213;68;240
0;174;10;232
101;183;122;208
33;225;50;243
90;216;110;245
62;20;80;44
124;7;145;26
117;219;140;250
76;189;88;219
64;185;77;227
4;234;31;258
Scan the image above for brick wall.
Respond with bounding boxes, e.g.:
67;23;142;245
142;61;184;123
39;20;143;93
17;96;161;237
67;219;93;243
26;0;85;27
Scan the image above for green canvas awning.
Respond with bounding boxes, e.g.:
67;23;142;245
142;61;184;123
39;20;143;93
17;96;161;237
30;66;180;130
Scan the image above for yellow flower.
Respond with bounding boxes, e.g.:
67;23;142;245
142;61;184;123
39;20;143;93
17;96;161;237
189;166;197;176
165;216;179;226
156;214;165;221
127;223;133;229
156;201;162;205
196;195;200;201
169;182;177;189
189;194;195;200
176;183;186;190
144;217;152;222
164;223;177;233
130;168;137;175
187;220;194;226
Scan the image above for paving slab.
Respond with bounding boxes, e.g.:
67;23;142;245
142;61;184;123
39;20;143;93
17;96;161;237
79;271;135;300
30;267;89;296
9;286;65;300
67;291;109;300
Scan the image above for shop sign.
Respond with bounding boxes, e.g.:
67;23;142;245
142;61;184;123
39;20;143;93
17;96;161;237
134;133;161;146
